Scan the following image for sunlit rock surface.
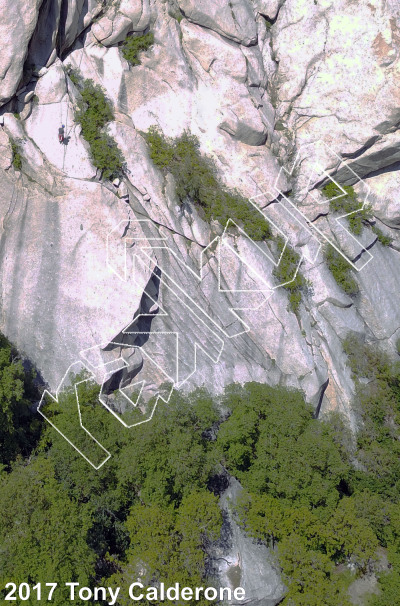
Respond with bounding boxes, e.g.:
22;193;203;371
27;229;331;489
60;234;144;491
0;0;399;446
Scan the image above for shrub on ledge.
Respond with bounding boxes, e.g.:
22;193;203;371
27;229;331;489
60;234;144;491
273;236;309;313
11;140;22;171
75;79;124;180
121;32;154;66
144;127;309;312
325;245;359;296
322;182;373;236
143;127;272;241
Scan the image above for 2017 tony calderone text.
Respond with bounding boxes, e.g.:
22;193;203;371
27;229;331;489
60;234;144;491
4;582;246;604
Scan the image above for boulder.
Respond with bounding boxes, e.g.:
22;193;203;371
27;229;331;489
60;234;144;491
23;91;35;103
209;477;286;605
119;0;152;31
133;0;151;32
65;45;129;113
92;0;151;45
355;171;400;226
178;0;258;46
91;17;114;44
4;113;57;191
251;0;282;20
46;48;58;68
0;180;152;389
181;21;247;81
24;64;95;179
219;99;268;146
61;0;103;52
93;13;133;46
357;244;400;340
241;44;267;87
24;96;96;179
34;62;67;105
0;0;42;106
272;0;400;181
119;0;143;25
1;0;400;434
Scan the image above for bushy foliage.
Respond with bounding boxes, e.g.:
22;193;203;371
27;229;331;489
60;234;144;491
325;245;359;296
144;127;310;311
11;139;22;170
370;550;400;606
121;32;154;66
0;460;95;605
0;381;223;603
343;335;400;499
217;383;351;511
75;79;124;180
144;127;272;241
371;224;393;247
107;493;222;604
0;333;40;467
77;80;114;136
342;336;400;600
273;236;309;313
171;11;184;23
322;182;373;235
3;333;400;605
323;182;391;247
218;380;400;604
88;133;125;180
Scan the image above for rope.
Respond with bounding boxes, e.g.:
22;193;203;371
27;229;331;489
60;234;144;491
62;102;69;172
59;43;132;177
3;180;19;231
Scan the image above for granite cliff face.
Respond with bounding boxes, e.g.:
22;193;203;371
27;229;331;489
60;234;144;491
0;0;399;425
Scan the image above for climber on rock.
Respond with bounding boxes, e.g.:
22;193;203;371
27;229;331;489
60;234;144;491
58;125;65;144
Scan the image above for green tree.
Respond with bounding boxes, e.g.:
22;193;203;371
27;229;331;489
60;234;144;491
107;493;222;605
218;383;350;510
11;139;22;170
273;236;309;313
369;549;400;606
0;459;95;605
0;334;40;466
278;534;351;606
175;491;222;578
115;389;220;508
323;497;379;569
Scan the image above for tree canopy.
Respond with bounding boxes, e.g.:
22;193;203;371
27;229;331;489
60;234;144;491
1;333;399;605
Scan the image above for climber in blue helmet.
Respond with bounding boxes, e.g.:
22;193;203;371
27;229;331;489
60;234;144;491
58;125;65;143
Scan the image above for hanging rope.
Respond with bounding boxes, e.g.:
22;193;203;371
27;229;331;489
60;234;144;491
59;40;132;177
62;102;69;172
3;178;20;232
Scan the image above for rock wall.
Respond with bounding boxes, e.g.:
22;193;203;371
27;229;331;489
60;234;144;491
0;0;399;427
209;476;286;605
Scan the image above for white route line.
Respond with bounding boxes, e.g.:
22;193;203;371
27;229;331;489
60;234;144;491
38;362;111;470
40;140;375;468
272;142;373;271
